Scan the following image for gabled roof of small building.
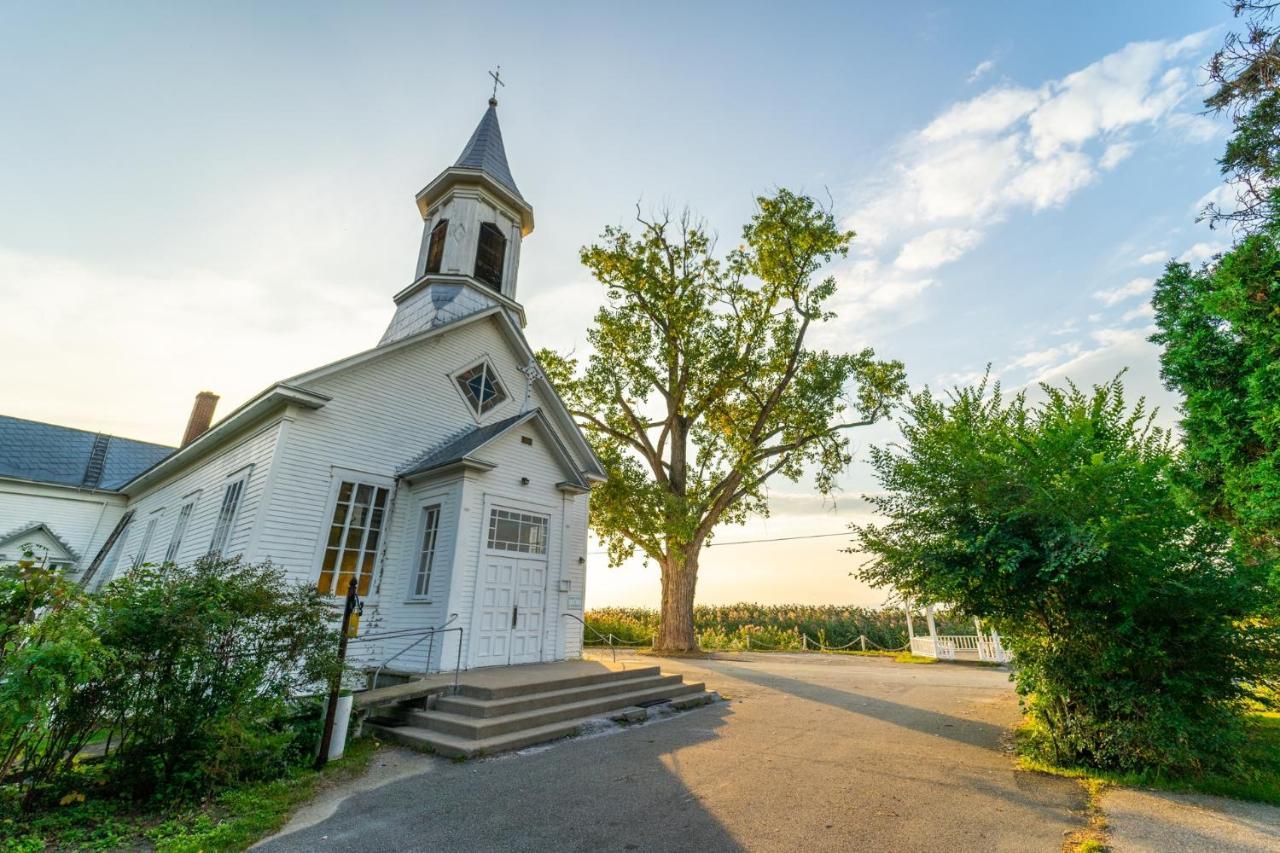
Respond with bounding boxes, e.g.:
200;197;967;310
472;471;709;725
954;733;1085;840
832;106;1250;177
0;521;80;562
0;414;174;491
452;100;524;202
398;408;588;490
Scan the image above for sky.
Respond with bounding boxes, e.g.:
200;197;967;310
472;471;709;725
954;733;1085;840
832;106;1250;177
0;1;1239;609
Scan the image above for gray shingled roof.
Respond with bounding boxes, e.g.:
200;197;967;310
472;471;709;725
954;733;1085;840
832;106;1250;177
453;101;524;201
0;414;174;491
399;412;531;478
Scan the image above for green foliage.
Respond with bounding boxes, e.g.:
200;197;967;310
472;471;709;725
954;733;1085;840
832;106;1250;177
539;189;905;649
94;557;340;799
1150;220;1280;583
1202;3;1280;231
0;564;112;806
584;604;963;651
855;375;1279;773
0;736;379;852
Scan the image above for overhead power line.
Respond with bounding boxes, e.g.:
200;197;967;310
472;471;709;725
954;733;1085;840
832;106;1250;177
587;530;852;555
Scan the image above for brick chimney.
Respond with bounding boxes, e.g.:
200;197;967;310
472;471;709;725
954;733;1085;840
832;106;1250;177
181;391;220;448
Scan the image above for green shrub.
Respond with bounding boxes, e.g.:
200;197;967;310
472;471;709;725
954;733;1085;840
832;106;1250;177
0;563;112;807
95;557;340;799
855;376;1279;773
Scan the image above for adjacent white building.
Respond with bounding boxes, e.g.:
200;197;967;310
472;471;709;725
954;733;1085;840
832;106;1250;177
0;97;605;672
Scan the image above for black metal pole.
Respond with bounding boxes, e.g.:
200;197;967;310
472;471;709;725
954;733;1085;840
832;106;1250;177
315;577;358;770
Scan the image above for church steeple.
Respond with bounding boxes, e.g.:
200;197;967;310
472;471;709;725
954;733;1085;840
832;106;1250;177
380;96;535;347
451;99;524;204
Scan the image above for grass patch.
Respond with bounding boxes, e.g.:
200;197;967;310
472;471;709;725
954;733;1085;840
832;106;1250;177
892;652;938;664
1017;712;1280;808
1;737;380;852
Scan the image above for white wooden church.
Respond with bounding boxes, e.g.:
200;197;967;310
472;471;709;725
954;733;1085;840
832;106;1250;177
0;96;605;672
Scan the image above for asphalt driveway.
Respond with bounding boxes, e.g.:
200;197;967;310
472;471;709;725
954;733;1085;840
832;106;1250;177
259;653;1085;852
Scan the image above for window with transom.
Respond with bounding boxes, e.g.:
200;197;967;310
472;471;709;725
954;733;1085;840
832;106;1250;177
455;361;507;416
487;508;548;555
317;481;390;597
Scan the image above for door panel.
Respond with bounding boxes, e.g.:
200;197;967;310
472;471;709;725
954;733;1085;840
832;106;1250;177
473;558;517;667
509;561;545;664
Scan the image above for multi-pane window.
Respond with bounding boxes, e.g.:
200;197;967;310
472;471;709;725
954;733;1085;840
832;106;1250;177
487;508;548;555
426;218;448;274
133;515;161;568
164;500;196;563
455;362;507;415
412;505;441;598
317;481;390;597
209;476;247;557
474;222;506;290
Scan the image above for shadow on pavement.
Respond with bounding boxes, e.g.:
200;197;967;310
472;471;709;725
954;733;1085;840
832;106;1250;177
709;661;1010;750
257;702;741;853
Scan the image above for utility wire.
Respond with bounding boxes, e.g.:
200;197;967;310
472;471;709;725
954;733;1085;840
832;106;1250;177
587;530;851;555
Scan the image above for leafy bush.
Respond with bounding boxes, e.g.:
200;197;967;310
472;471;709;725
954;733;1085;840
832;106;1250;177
95;557;339;799
855;376;1279;773
0;563;112;807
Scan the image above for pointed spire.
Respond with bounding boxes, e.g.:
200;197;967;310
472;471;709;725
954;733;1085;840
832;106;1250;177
453;101;524;202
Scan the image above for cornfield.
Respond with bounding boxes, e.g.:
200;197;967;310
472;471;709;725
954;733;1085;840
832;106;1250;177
584;604;975;651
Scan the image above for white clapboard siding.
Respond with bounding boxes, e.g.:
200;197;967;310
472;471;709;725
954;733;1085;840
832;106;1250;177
254;313;593;671
442;421;583;669
0;481;128;572
109;419;285;578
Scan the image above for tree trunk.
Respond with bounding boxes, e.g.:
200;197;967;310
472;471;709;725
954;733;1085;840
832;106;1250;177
654;553;700;652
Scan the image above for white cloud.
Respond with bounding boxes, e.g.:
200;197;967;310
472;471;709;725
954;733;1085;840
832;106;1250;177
1093;276;1154;306
921;87;1043;142
967;59;996;84
843;30;1213;316
1006;150;1096;210
1009;342;1082;371
1100;141;1135;170
830;260;934;319
893;228;983;270
1177;241;1227;264
1123;303;1155;322
1193;184;1240;218
1137;249;1169;265
1026;40;1194;159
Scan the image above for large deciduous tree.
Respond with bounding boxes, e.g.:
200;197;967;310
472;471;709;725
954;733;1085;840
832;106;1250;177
539;190;906;651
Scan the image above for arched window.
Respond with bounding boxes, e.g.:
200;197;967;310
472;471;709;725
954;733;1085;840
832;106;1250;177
425;218;448;274
474;222;506;290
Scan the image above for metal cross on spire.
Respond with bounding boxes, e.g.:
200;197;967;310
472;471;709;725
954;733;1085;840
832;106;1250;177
488;66;505;103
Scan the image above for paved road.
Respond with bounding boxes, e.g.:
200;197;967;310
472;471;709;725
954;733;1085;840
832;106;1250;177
1104;788;1280;852
259;653;1084;852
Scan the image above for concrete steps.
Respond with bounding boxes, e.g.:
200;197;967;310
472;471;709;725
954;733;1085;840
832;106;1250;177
366;665;715;758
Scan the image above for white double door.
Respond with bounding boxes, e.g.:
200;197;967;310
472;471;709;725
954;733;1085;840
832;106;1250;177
473;555;547;667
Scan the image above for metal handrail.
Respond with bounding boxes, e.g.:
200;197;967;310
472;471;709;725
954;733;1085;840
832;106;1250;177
561;612;641;662
370;615;463;693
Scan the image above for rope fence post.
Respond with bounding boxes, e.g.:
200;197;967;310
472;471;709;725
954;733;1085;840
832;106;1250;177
860;635;867;652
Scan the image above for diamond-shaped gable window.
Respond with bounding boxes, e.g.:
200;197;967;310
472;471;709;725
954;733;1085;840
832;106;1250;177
456;362;507;415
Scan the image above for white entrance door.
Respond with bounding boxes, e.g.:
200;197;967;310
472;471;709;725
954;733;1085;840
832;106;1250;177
471;506;550;668
509;560;546;664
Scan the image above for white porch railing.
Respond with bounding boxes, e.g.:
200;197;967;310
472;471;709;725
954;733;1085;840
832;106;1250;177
910;634;1011;663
